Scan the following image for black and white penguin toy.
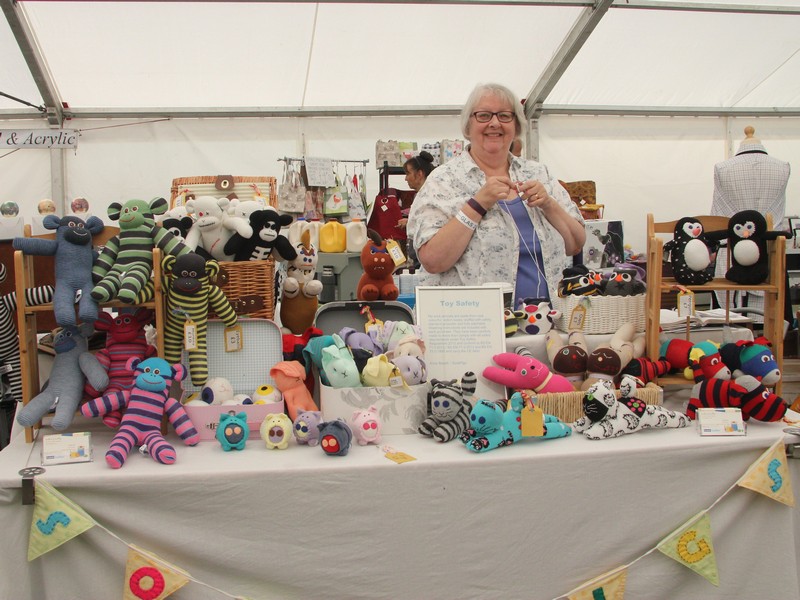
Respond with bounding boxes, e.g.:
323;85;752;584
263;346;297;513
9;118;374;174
663;217;719;285
723;210;790;285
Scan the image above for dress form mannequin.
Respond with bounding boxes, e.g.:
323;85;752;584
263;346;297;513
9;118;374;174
711;126;791;317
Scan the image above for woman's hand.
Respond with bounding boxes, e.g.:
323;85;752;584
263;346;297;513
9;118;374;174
473;175;517;209
516;180;555;211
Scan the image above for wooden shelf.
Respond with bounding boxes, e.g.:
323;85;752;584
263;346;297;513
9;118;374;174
646;213;785;396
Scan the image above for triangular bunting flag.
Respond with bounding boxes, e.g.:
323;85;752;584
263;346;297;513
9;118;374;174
123;545;190;600
737;439;795;507
657;511;719;586
28;479;96;561
567;566;627;600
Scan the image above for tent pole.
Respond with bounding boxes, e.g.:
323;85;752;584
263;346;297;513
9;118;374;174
50;148;65;214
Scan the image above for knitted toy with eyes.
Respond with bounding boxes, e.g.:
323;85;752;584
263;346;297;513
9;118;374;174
321;335;362;388
162;252;238;386
483;353;575;394
516;298;561;335
714;210;791;285
91;197;190;304
573;377;689;440
270;360;318;421
558;264;600;297
0;262;54;404
544;330;588;390
351;405;382;446
84;308;158;428
13;214;104;326
184;196;251;262
390;355;427;386
357;229;399;302
418;372;477;443
280;230;323;335
260;413;293;450
81;357;199;468
16;323;108;431
223;208;297;263
292;410;323;446
719;340;781;385
662;217;719;285
318;419;353;456
217;412;249;451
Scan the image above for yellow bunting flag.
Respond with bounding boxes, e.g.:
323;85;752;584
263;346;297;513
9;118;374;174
657;511;719;586
737;439;795;507
123;545;190;600
28;479;96;561
567;566;627;600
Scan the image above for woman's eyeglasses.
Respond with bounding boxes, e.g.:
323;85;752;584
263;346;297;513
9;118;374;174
472;111;515;123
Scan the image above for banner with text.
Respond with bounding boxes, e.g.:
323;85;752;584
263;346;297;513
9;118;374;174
0;129;78;149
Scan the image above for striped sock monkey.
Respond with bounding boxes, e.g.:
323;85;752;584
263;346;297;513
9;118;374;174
0;262;54;404
81;356;199;468
418;371;477;443
91;197;190;304
162;253;238;386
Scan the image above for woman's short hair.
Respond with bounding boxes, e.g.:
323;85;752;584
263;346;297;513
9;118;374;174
460;83;526;140
404;150;436;177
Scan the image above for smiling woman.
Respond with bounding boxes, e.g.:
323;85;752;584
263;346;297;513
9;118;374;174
406;82;586;307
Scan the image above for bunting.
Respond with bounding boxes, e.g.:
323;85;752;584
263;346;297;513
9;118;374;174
124;546;190;600
567;566;627;600
28;479;96;561
737;439;795;506
657;511;719;586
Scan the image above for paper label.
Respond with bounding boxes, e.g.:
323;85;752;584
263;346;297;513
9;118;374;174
520;404;545;437
569;304;586;331
696;408;746;436
183;319;197;350
386;239;406;266
224;325;244;352
388;374;405;388
385;451;416;464
677;291;695;318
41;432;93;465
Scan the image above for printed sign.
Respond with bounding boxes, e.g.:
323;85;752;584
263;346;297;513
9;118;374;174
0;129;78;149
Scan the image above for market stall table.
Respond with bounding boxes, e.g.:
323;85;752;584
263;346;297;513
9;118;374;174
1;410;798;600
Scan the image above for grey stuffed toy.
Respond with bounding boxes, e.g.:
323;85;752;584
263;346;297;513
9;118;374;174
16;323;108;431
13;214;105;326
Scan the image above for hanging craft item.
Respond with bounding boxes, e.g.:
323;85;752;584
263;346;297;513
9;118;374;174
278;160;306;214
323;172;350;217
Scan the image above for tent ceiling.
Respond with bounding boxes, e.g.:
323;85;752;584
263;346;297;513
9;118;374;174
2;0;800;123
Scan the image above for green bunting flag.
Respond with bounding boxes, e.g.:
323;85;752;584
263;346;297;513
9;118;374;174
657;511;719;586
28;480;96;561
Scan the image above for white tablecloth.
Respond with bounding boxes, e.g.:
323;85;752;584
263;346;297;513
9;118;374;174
1;411;799;600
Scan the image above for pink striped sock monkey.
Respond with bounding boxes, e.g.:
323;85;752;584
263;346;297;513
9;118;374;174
81;356;199;468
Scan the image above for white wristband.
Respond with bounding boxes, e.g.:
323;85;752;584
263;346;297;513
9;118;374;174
455;210;478;231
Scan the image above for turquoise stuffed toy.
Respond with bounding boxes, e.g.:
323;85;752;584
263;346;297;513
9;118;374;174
321;334;361;388
216;412;249;451
460;392;571;453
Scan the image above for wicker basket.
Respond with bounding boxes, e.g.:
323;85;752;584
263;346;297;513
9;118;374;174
170;176;277;208
211;260;275;320
551;294;646;334
533;383;662;424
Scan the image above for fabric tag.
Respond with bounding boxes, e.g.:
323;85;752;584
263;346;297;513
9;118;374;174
0;363;12;374
224;325;244;352
183;319;197;351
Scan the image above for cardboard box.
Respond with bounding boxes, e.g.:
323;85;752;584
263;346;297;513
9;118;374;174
182;319;284;441
314;301;427;435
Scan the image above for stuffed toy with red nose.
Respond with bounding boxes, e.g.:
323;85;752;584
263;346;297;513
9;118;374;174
356;229;399;301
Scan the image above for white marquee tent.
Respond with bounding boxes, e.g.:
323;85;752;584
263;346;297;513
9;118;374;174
2;0;800;253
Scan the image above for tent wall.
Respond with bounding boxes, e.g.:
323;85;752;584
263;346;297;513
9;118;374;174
2;114;799;254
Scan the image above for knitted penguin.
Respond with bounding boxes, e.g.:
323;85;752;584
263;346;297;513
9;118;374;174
718;210;791;285
663;217;720;285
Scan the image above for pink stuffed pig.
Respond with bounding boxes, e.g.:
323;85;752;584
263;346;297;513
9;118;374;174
351;405;382;446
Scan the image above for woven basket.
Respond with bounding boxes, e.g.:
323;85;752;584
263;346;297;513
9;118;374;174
551;294;646;334
532;383;662;424
170;176;277;208
211;260;275;320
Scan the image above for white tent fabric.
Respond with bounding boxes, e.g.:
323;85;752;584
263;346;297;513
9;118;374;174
2;1;800;254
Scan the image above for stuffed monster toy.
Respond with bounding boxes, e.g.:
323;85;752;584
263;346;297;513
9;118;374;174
223;208;298;262
16;324;108;431
460;392;571;452
293;410;323;446
483;352;575;394
91;197;190;304
13;214;104;326
356;229;399;301
84;308;158;428
0;262;54;404
217;412;249;451
318;419;353;456
719;340;781;385
280;230;323;335
260;412;293;450
162;252;238;386
81;357;199;468
418;372;477;443
574;378;689;440
184;196;251;262
516;298;560;335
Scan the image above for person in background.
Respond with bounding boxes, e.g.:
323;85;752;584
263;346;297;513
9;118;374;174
407;82;585;305
510;138;523;157
399;150;436;267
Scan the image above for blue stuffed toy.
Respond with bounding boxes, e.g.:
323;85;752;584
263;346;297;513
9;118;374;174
318;419;353;456
13;214;104;326
460;392;571;453
217;411;249;451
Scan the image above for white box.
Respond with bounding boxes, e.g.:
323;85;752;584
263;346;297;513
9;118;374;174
41;432;93;465
696;407;746;436
319;383;428;435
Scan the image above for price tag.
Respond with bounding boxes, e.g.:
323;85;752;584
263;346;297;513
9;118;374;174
520;404;545;437
183;319;198;351
388;374;405;388
677;290;695;318
224;325;244;352
568;303;587;331
386;239;406;267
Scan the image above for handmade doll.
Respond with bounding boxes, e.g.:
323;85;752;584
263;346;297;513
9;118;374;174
418;372;477;443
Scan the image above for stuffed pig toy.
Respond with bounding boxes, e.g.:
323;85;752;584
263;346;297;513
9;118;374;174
351;405;382;446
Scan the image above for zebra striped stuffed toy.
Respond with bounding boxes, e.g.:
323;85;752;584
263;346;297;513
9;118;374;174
81;356;199;468
418;371;477;443
0;262;54;404
162;253;237;386
91;197;190;304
